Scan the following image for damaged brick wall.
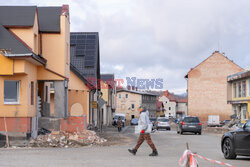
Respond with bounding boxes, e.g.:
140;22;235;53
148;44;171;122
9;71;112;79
60;116;87;132
0;117;31;133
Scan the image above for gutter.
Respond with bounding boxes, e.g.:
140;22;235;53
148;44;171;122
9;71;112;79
5;53;47;66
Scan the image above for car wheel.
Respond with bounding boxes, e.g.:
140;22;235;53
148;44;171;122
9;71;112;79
223;138;236;159
180;129;183;135
198;131;202;135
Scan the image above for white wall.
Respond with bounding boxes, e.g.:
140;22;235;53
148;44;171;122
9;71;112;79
159;96;176;118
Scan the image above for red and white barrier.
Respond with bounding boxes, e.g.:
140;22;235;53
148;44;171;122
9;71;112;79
192;153;236;167
179;150;236;167
179;150;198;167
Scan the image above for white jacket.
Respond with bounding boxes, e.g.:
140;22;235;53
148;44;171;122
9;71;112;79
138;110;150;132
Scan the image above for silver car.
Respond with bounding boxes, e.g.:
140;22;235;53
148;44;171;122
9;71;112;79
156;117;171;130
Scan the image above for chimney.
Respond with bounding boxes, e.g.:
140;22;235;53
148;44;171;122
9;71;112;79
132;86;135;90
136;87;138;91
127;85;131;90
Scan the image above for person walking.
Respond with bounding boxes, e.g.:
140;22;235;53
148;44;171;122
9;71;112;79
117;117;122;132
128;106;158;156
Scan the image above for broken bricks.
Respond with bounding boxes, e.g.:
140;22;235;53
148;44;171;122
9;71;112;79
29;130;107;148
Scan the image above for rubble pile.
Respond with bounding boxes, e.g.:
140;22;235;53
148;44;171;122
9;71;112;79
204;124;239;134
29;130;107;148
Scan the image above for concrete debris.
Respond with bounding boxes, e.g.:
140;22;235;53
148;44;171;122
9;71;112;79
29;130;107;148
203;125;240;134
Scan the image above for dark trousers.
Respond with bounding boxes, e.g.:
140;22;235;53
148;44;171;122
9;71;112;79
118;127;122;132
135;133;157;151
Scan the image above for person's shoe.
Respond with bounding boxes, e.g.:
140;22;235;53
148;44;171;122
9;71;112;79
128;149;137;155
149;150;158;156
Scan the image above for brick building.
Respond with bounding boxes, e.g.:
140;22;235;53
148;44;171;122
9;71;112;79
185;51;243;122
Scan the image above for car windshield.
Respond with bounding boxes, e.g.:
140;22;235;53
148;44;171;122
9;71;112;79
158;118;169;122
150;118;156;121
183;117;200;123
245;120;250;128
114;116;125;120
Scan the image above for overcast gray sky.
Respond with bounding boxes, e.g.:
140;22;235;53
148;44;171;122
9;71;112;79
2;0;250;94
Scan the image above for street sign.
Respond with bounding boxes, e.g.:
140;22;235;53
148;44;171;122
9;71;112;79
92;101;97;108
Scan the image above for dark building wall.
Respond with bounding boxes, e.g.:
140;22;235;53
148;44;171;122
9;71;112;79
142;94;157;117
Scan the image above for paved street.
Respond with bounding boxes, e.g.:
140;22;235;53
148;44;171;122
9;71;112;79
0;126;249;167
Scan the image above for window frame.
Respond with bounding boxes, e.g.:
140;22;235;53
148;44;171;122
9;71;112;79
126;94;128;98
4;80;20;105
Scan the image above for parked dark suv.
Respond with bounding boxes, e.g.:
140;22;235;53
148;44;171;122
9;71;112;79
221;120;250;159
177;116;202;135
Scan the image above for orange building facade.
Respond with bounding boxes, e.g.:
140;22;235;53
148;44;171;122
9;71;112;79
0;5;89;137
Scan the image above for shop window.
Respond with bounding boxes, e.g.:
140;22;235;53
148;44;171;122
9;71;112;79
4;80;20;104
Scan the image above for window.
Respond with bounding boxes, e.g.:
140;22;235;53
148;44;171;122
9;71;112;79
242;81;246;97
4;80;20;104
50;82;55;90
242;105;247;120
131;104;135;109
45;86;48;102
169;107;171;111
238;82;241;98
126;94;128;98
233;83;237;98
31;81;34;105
119;94;121;98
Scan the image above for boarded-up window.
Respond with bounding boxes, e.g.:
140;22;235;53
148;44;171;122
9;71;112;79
31;81;34;105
